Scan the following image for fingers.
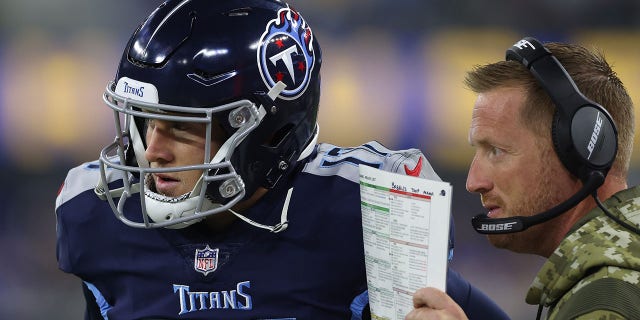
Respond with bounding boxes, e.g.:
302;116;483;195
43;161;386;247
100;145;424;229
412;287;449;308
405;287;468;320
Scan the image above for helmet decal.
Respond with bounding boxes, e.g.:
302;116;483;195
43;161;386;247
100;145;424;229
115;77;159;103
257;6;316;100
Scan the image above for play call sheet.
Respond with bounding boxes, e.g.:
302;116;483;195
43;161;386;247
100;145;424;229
359;165;452;320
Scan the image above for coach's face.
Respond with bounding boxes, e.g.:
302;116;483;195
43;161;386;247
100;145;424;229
465;86;578;256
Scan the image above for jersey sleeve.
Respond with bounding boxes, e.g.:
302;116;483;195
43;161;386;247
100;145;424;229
307;141;441;183
55;161;106;274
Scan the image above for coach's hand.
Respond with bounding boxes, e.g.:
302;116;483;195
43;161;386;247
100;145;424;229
405;287;468;320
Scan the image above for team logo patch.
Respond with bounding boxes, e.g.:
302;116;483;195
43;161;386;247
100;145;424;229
194;245;219;276
257;6;316;100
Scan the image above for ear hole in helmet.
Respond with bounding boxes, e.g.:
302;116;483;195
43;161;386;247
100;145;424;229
266;124;294;147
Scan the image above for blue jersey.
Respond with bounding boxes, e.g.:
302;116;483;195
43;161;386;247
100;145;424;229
56;141;509;320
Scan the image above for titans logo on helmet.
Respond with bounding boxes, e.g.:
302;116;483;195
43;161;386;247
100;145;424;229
257;6;316;100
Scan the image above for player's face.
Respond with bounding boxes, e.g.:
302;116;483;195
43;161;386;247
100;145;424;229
465;86;578;256
144;115;225;197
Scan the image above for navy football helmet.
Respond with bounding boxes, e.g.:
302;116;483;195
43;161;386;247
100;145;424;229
96;0;321;229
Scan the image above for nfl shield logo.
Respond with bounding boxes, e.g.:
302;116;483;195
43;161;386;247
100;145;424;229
194;245;219;276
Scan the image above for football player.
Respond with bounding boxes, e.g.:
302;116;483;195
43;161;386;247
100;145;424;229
55;0;508;319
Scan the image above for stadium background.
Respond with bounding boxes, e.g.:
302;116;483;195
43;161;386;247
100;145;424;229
1;0;638;318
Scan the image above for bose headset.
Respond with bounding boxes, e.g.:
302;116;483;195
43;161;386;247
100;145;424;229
471;36;619;234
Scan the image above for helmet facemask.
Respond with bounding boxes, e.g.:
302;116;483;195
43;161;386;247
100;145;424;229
96;78;265;229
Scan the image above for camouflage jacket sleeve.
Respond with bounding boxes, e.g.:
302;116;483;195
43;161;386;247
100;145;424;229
526;186;640;320
547;269;640;320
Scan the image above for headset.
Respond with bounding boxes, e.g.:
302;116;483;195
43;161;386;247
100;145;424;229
471;36;619;234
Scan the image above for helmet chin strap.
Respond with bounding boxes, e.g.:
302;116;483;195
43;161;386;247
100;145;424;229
144;169;292;233
217;119;313;233
227;187;292;233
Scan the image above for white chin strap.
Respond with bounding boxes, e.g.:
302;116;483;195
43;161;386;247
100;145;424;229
145;185;293;233
228;187;293;233
142;152;294;232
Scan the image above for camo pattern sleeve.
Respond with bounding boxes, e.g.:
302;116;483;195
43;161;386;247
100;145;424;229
526;186;640;319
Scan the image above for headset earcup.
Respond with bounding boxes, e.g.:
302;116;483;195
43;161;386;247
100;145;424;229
570;105;618;171
551;110;584;180
552;105;618;183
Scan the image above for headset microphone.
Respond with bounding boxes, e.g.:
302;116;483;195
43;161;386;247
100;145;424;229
471;171;604;234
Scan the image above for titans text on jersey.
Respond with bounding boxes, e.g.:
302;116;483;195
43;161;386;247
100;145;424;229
173;281;252;315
